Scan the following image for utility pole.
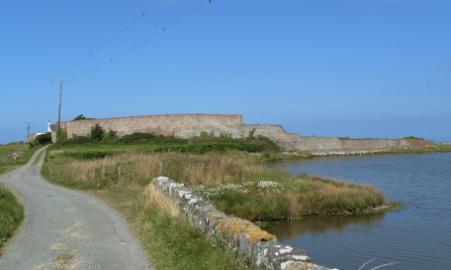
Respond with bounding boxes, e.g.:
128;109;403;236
26;122;32;140
55;78;64;143
57;78;64;131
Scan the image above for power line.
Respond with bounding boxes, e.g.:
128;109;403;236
65;0;214;86
62;1;161;78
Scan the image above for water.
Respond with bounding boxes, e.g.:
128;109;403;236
264;153;451;270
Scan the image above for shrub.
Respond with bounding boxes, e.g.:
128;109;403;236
34;133;52;145
56;127;67;143
199;131;210;138
90;124;105;142
119;132;159;144
73;114;87;121
249;128;256;138
65;151;110;160
103;130;118;142
118;132;185;144
65;135;92;144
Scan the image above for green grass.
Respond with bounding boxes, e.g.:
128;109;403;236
376;144;451;155
0;185;24;251
0;142;37;174
0;142;39;252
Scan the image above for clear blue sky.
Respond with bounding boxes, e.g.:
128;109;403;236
1;0;450;144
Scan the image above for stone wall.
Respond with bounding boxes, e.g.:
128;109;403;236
61;114;243;139
150;176;333;270
53;113;433;154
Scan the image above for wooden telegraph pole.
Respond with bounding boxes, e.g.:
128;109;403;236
56;78;64;142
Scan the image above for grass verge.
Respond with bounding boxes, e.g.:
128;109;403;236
0;186;24;252
0;142;38;174
0;142;38;252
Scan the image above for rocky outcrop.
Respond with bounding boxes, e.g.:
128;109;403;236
151;176;334;270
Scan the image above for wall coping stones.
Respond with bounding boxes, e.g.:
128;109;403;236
152;176;335;270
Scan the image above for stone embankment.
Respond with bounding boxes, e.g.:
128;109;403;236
150;176;334;270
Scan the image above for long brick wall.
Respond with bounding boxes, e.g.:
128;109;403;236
53;114;433;154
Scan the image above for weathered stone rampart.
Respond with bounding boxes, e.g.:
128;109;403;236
54;113;433;154
151;176;332;270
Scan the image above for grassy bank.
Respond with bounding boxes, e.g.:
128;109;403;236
377;143;451;155
0;186;24;251
0;142;38;252
0;142;37;174
0;142;45;253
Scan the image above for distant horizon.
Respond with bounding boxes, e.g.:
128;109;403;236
1;0;450;144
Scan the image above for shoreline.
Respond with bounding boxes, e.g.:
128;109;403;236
268;144;451;162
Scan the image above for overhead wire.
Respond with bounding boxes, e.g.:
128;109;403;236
55;0;161;81
65;0;214;86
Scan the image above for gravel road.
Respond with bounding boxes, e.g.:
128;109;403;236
0;147;153;270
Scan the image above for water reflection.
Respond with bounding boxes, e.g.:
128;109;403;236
262;213;386;240
268;153;451;270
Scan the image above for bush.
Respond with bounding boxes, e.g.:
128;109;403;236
118;132;185;144
56;127;67;143
65;135;92;144
65;151;111;160
90;124;105;142
103;130;118;142
73;114;87;121
34;133;52;145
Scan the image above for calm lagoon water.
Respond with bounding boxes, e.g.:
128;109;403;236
265;153;451;270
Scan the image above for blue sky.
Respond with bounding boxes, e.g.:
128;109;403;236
1;0;450;144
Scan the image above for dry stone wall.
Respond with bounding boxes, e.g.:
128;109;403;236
151;176;333;270
54;114;433;154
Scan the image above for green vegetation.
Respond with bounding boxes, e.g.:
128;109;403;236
29;133;53;148
0;142;35;252
55;129;280;155
0;142;37;174
0;186;24;251
377;144;451;155
73;114;95;121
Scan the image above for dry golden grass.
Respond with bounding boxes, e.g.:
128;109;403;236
145;184;180;218
47;152;267;187
45;151;386;220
